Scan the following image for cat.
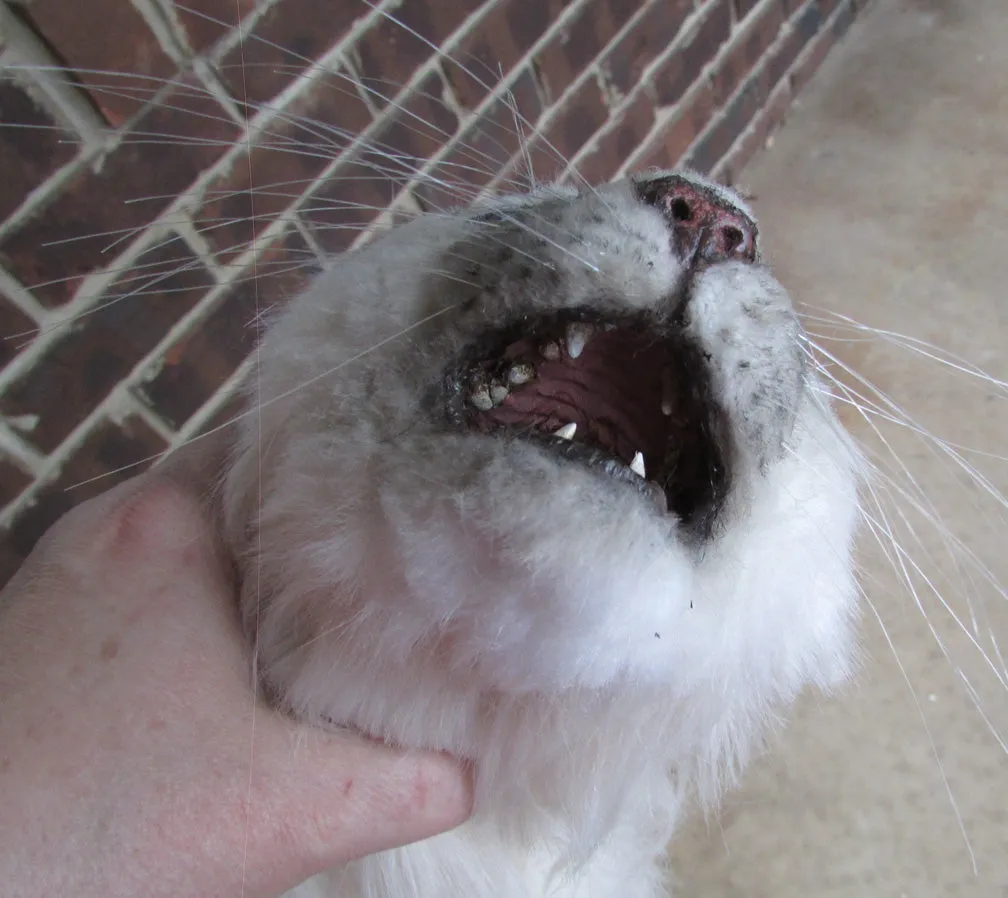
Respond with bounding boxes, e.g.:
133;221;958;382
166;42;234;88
219;169;863;897
3;2;1007;893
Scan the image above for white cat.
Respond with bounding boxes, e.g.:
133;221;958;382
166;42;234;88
220;169;864;897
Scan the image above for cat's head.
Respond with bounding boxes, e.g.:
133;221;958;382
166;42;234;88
225;169;863;720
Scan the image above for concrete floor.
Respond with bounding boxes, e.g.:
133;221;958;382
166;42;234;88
668;1;1008;895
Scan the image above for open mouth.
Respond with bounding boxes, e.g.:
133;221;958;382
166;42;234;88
445;310;731;530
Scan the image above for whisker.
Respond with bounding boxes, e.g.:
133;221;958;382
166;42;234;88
61;294;470;495
800;305;1008;395
362;0;595;195
862;530;978;874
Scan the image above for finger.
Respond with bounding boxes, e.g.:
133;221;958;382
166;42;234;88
23;425;233;571
246;722;474;888
2;474;152;596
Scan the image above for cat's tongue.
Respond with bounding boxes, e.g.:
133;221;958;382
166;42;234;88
469;326;679;469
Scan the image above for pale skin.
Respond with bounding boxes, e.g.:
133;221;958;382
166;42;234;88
0;460;473;898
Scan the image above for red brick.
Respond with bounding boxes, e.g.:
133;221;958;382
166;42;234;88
368;72;460;181
574;92;655;184
443;0;572;111
137;227;318;427
300;157;403;254
219;0;366;109
297;71;458;226
790;1;856;96
25;0;177;126
762;22;808;98
0;454;32;511
539;78;611;177
0;236;213;454
711;2;786;106
688;0;846;177
138;281;259;429
793;0;825;35
516;77;610;187
649;0;731;107
170;0;257;54
4;414;168;559
716;78;792;185
687;0;852;177
533;0;638;104
604;0;693;96
685;76;764;174
764;1;829;92
0;79;79;222
355;1;484;108
0;78;238;308
633;82;716;171
195;67;373;259
0;293;38;373
601;0;645;29
415;69;543;211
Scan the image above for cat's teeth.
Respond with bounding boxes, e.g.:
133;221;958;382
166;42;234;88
554;422;577;440
470;385;494;411
489;380;509;405
565;323;593;359
507;362;535;386
540;341;561;361
630;451;646;478
661;399;674;416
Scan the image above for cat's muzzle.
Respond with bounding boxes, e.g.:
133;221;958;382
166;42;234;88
439;174;768;532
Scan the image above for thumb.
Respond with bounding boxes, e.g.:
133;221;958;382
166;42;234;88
244;715;474;893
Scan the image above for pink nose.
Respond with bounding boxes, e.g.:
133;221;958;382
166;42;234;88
638;176;758;264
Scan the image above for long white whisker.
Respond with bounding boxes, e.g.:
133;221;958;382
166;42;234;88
861;526;978;875
800;305;1008;396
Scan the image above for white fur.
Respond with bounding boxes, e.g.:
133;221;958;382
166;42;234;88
221;172;864;897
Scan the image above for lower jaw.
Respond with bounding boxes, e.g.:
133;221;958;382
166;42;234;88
519;428;670;513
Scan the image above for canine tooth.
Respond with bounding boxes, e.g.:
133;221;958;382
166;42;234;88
507;362;535;386
661;399;674;416
565;323;593;359
554;422;577;440
489;381;509;405
630;451;646;478
541;341;561;361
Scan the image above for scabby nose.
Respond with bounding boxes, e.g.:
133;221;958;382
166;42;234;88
637;175;758;265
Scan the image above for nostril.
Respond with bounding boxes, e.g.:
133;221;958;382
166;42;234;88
721;226;744;255
639;175;757;263
669;197;692;221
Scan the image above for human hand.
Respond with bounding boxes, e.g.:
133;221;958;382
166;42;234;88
0;470;473;898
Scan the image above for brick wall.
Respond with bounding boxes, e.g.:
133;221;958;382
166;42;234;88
0;0;869;582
